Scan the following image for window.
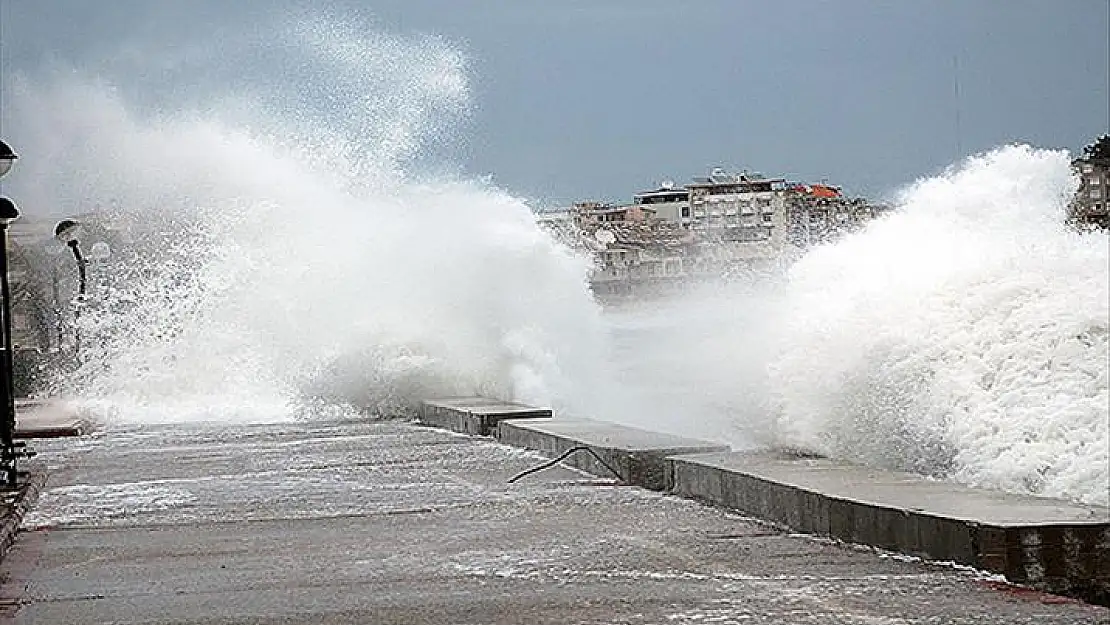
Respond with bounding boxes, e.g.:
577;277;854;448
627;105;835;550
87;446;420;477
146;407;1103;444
1091;189;1102;199
1082;164;1094;173
681;207;690;218
761;213;773;223
1091;177;1101;186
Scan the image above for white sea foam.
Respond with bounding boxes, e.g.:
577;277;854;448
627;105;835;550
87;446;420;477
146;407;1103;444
3;19;611;425
766;145;1109;505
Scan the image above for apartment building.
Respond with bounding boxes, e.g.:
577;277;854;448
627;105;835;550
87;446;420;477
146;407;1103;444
631;182;691;226
684;168;789;262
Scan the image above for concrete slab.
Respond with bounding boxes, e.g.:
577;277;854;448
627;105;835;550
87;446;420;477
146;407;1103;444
14;400;90;439
498;417;728;491
9;420;1106;623
419;397;551;436
670;450;1110;604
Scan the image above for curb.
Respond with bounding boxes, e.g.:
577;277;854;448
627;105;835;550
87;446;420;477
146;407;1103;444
0;465;46;563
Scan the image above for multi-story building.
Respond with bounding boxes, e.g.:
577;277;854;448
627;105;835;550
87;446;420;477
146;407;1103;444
1072;136;1110;230
685;168;789;264
537;167;888;293
631;183;691;226
782;184;882;248
584;220;691;295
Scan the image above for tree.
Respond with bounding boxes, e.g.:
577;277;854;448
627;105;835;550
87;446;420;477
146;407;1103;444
1083;134;1110;160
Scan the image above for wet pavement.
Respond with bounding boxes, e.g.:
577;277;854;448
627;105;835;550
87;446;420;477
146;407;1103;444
1;419;1107;624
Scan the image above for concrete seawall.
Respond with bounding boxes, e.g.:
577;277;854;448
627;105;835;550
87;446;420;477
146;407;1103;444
670;451;1110;605
419;397;551;436
498;417;727;491
418;398;1110;605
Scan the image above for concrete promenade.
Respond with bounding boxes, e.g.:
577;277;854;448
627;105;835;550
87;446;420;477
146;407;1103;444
1;418;1106;624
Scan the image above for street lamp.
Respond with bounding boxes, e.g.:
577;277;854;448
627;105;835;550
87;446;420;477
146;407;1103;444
0;140;16;179
54;219;87;359
0;140;22;486
90;241;111;262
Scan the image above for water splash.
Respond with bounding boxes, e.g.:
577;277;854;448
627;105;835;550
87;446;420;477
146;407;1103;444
5;14;1105;508
4;19;610;425
767;145;1109;505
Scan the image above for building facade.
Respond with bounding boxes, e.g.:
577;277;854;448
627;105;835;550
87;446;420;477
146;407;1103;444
684;168;789;264
537;167;889;293
782;185;881;248
632;183;691;226
1072;153;1110;230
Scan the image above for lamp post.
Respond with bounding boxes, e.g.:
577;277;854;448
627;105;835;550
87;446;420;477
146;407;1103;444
0;139;21;486
54;219;87;360
0;141;15;178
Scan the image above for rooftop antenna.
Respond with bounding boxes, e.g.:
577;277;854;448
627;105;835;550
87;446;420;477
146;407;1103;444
953;54;963;161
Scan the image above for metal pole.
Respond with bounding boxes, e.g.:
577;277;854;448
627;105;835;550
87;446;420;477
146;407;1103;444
0;222;17;486
52;261;62;350
67;241;86;360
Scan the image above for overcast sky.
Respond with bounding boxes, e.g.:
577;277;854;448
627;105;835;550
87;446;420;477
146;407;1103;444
2;0;1107;205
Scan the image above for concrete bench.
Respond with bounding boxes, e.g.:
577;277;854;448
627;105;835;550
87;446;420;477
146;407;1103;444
14;399;90;438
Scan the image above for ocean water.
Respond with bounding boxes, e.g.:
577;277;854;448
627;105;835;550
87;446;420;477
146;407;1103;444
3;16;1105;506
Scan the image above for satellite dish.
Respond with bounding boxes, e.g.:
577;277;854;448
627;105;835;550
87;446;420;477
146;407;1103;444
594;229;616;246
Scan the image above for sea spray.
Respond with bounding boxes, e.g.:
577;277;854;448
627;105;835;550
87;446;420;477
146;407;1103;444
4;13;1106;508
767;145;1109;506
601;281;782;446
3;21;611;424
